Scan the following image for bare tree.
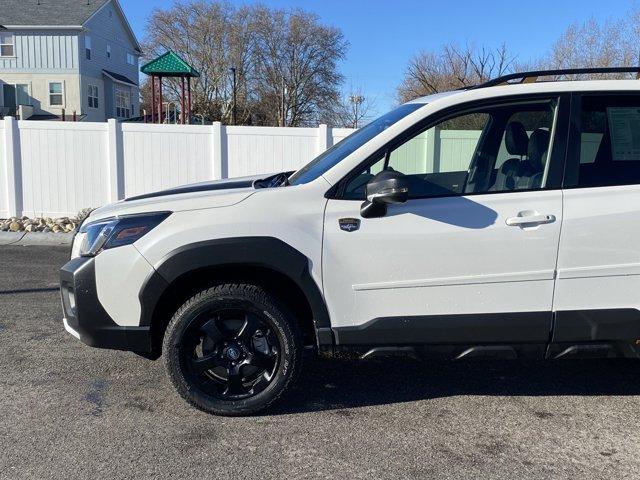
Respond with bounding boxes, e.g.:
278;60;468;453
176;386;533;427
251;7;348;126
538;12;640;80
144;1;255;123
326;87;375;128
397;43;515;103
139;76;153;117
143;1;347;126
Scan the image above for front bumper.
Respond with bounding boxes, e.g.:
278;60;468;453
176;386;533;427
60;256;153;353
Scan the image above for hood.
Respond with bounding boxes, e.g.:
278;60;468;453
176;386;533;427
125;175;262;201
87;175;264;222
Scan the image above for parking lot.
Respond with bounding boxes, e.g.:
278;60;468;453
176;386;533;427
0;245;639;479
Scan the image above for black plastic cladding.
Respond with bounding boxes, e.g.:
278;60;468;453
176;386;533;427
141;237;333;346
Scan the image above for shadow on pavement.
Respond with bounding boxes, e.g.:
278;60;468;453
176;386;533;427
269;354;640;415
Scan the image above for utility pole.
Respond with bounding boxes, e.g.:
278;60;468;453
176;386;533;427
349;94;364;128
230;67;237;125
281;76;287;127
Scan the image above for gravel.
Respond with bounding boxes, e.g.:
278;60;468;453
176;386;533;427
1;245;640;479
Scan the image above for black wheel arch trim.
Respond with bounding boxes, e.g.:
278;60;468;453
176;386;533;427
140;236;333;346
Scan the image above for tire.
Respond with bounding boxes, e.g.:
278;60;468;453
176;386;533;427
163;283;303;416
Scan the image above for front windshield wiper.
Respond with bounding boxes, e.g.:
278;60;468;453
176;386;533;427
252;171;294;189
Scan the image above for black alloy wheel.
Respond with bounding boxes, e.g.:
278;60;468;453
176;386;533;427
163;284;303;416
181;308;280;400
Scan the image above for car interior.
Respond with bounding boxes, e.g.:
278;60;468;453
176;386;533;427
343;102;555;200
576;96;640;188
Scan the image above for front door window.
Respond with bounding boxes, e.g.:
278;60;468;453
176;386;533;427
343;101;556;199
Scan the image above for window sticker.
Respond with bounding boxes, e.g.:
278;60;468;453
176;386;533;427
607;107;640;161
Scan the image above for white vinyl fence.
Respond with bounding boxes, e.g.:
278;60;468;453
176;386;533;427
0;118;356;218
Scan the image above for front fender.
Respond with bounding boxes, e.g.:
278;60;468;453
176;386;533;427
140;237;333;346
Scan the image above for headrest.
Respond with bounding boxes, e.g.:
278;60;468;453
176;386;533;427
527;128;550;169
505;122;529;156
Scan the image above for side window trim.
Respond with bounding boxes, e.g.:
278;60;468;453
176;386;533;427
331;93;570;200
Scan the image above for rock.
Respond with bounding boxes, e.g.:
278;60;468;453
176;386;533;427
0;212;90;234
76;208;94;223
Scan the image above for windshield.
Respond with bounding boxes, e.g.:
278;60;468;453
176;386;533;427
288;103;424;185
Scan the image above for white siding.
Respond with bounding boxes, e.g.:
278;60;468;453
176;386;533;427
0;31;79;72
81;0;140;119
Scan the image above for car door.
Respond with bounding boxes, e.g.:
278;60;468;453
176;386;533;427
553;93;640;345
323;95;570;346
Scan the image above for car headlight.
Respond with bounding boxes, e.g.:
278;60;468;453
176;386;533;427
71;212;171;258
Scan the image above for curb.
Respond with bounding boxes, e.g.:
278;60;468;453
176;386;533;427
0;231;74;246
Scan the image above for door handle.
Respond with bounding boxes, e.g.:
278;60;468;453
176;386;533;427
506;213;556;227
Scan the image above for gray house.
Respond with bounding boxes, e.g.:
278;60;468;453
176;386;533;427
0;0;141;121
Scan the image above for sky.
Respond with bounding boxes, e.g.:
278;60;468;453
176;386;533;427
120;0;639;116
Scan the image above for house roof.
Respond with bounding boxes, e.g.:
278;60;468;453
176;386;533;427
0;0;142;53
0;0;109;27
141;51;200;78
103;69;137;86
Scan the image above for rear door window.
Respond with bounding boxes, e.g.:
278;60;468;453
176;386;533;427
566;94;640;188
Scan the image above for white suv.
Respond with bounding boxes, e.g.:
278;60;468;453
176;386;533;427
61;68;640;415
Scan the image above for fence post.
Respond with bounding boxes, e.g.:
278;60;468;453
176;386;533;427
2;116;22;217
424;127;442;173
212;121;228;179
317;123;329;155
106;119;124;202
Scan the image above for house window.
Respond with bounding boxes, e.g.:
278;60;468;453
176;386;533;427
127;53;136;66
0;33;14;57
88;85;99;109
115;88;131;118
85;35;91;60
106;44;111;59
48;82;64;106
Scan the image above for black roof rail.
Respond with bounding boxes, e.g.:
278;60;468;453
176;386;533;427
473;67;640;89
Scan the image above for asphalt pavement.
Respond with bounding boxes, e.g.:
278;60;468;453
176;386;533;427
1;245;640;479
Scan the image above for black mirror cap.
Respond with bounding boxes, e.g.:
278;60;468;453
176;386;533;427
360;200;387;218
365;170;409;205
360;170;409;218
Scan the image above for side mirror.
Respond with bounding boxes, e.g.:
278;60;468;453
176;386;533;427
360;170;409;218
